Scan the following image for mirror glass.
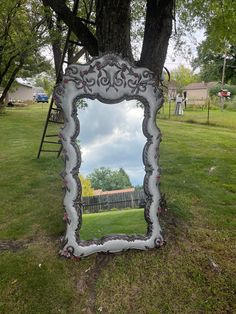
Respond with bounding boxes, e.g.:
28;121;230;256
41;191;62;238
76;99;147;240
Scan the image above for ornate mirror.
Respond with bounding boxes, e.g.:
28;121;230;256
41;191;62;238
54;54;164;258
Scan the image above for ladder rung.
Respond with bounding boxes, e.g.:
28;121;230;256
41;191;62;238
45;134;59;137
43;141;61;144
41;149;61;153
51;107;61;112
68;40;82;46
48;120;64;124
57;145;63;158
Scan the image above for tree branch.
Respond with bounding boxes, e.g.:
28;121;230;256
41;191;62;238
70;47;86;63
79;17;96;25
42;0;98;56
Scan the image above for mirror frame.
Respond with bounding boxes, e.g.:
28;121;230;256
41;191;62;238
54;53;164;258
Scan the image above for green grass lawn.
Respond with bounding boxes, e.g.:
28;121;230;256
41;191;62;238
0;104;235;313
159;101;236;129
81;208;146;240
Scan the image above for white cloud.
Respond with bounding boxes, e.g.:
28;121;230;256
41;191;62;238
77;99;146;185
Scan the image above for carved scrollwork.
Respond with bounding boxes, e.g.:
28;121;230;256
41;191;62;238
64;54;157;97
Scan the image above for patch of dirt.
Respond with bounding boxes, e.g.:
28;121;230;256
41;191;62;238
76;253;115;314
0;240;31;253
160;209;189;243
0;234;61;254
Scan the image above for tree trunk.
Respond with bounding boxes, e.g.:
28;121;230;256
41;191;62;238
43;0;174;80
138;0;174;80
42;1;63;80
52;40;63;79
95;0;133;61
0;54;18;86
0;60;23;109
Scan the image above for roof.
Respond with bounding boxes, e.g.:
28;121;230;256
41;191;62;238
94;188;135;196
1;79;33;92
184;81;218;90
16;78;33;89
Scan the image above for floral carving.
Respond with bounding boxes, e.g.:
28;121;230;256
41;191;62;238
64;54;157;96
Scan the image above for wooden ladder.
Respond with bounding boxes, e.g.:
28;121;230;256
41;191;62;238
37;0;81;158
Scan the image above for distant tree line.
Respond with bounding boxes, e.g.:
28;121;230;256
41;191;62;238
87;167;132;191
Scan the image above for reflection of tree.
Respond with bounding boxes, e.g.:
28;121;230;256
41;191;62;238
88;167;132;191
134;185;143;192
76;98;88;110
136;100;144;109
79;175;94;196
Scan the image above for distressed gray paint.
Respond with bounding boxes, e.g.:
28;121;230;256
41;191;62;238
54;54;164;258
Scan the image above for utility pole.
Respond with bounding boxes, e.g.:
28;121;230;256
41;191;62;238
220;46;227;111
221;53;227;90
221;38;228;111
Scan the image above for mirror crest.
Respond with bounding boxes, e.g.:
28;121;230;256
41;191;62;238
54;54;164;258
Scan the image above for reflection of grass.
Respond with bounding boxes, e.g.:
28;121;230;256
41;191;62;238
80;208;146;240
0;104;235;313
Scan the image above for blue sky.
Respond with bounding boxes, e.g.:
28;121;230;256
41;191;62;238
77;99;146;186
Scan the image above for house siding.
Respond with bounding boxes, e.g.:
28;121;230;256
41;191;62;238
185;89;208;105
9;85;33;101
183;82;217;105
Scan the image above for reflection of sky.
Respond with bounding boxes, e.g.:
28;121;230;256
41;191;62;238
77;99;145;186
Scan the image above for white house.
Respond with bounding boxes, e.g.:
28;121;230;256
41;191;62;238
183;81;218;105
8;78;34;102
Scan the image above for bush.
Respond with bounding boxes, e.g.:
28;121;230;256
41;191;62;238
209;95;221;109
223;97;236;111
209;84;236;97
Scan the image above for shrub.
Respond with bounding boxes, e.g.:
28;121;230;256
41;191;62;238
223;97;236;111
209;84;236;97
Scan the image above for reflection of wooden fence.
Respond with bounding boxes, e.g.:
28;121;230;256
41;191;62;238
82;190;145;213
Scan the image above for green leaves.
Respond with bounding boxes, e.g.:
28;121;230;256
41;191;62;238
177;0;236;51
192;42;236;84
79;174;94;196
170;64;198;92
88;167;132;191
0;0;53;107
176;0;236;84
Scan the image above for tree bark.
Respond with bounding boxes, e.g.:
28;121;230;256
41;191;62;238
138;0;174;80
42;1;63;78
95;0;133;60
42;0;174;80
0;54;18;86
0;60;23;109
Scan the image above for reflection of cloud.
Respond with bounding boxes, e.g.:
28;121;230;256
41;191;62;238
78;99;146;185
